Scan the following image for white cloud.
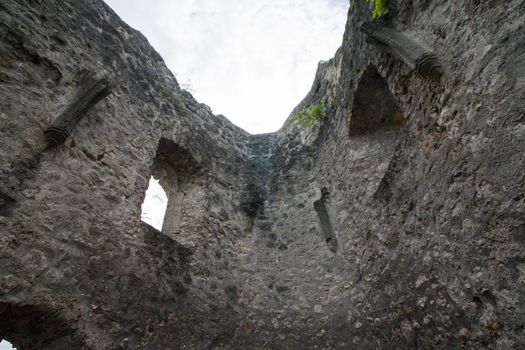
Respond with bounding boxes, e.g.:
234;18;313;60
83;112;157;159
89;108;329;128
104;0;348;133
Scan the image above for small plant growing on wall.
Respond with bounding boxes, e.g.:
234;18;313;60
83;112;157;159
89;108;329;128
292;100;327;128
354;0;389;18
366;0;389;18
180;79;195;94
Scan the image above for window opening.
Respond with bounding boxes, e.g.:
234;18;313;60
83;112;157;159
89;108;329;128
141;176;168;231
140;138;199;234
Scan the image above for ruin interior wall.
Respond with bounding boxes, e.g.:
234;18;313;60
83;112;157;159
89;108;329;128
0;0;524;349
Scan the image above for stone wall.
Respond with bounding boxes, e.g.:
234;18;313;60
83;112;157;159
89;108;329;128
0;0;524;349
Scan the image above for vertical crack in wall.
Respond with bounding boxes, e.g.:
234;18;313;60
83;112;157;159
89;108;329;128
240;135;273;234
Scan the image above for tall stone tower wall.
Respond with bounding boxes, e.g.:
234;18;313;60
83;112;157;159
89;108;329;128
0;0;524;348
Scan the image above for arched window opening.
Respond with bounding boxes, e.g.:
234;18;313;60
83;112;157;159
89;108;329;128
347;65;407;199
349;65;405;136
140;138;199;235
0;340;16;350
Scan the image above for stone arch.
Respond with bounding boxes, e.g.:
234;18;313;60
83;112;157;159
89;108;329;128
348;65;405;136
141;138;200;235
0;302;89;350
346;65;407;198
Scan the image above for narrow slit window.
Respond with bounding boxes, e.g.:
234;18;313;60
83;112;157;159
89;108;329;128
141;176;168;231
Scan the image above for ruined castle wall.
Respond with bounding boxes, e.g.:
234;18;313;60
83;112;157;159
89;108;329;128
0;0;524;349
272;0;525;347
216;0;525;347
0;0;256;348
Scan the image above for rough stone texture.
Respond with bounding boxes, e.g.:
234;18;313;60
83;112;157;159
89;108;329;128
1;0;524;349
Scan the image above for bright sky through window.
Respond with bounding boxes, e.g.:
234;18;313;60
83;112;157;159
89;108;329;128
0;340;15;350
104;0;349;134
141;177;168;230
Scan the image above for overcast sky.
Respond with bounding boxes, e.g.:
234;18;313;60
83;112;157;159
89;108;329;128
105;0;349;134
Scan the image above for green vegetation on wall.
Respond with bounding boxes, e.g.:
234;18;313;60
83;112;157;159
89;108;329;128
364;0;390;18
292;100;327;128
